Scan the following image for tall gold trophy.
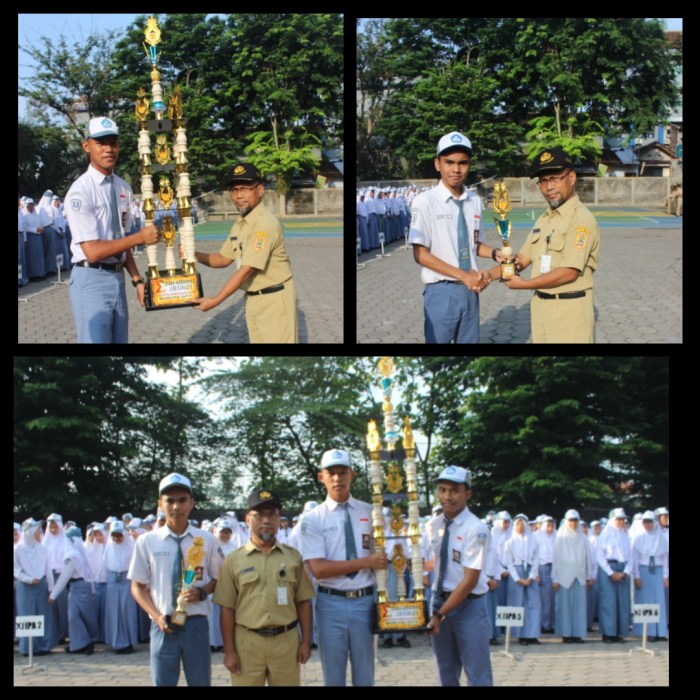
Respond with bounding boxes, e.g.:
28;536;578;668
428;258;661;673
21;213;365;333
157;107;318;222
170;535;206;631
492;182;517;280
369;357;428;634
137;16;203;310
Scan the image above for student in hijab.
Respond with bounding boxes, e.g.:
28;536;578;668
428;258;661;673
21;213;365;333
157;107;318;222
504;514;542;645
536;515;556;634
14;518;55;655
104;520;138;654
491;511;513;619
552;510;592;643
42;513;69;647
48;526;98;654
22;198;48;279
50;196;70;271
209;518;240;652
18;199;28;286
631;511;669;642
596;507;632;643
86;523;107;643
37;190;59;275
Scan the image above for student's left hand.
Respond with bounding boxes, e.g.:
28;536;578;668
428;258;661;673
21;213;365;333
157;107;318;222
136;284;145;307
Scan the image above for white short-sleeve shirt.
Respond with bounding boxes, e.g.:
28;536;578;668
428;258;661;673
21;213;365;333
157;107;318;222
301;495;375;591
426;506;490;595
408;181;483;284
128;524;221;617
65;165;133;264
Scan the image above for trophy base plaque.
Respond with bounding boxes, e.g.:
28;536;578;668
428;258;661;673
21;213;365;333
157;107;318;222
144;271;203;310
500;260;516;280
373;600;429;633
169;608;187;631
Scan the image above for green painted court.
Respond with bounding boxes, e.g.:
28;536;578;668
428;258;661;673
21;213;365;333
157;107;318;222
193;216;343;240
502;206;681;229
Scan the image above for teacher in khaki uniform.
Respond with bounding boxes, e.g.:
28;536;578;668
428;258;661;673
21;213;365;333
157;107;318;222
191;163;298;343
214;489;314;686
501;147;600;343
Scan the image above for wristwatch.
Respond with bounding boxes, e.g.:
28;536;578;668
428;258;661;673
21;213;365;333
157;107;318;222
491;248;499;261
434;612;446;622
198;587;208;601
132;276;145;288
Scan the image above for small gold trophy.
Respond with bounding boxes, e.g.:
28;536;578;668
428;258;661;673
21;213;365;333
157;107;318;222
170;536;206;631
492;182;516;280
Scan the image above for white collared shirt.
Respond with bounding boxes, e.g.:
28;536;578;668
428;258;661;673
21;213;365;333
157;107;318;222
301;495;375;591
408;180;483;284
65;164;133;264
426;507;490;595
128;524;221;617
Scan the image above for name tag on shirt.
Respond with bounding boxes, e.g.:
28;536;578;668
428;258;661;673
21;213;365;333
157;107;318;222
540;255;551;273
277;586;288;605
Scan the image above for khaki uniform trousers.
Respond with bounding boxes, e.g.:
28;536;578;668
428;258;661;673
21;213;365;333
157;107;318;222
232;624;300;686
530;290;594;343
244;278;298;343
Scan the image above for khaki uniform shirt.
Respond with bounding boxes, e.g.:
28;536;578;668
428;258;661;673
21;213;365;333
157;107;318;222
218;203;293;293
519;195;600;293
213;538;314;629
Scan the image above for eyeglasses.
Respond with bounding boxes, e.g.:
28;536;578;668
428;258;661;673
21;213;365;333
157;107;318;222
538;171;571;187
230;185;260;194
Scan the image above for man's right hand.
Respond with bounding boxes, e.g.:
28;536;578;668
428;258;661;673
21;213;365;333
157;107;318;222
139;224;159;246
223;650;241;674
154;613;172;634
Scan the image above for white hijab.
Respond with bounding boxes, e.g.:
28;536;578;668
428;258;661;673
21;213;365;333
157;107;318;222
15;522;49;580
42;521;67;571
597;517;631;563
104;524;135;572
507;515;538;566
554;517;589;588
631;512;669;559
491;512;513;559
63;528;93;583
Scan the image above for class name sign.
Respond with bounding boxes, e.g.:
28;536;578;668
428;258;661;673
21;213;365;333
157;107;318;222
15;616;45;637
496;606;524;626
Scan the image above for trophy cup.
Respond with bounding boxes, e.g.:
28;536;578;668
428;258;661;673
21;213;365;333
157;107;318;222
170;535;206;631
492;182;517;280
137;16;203;310
369;357;428;634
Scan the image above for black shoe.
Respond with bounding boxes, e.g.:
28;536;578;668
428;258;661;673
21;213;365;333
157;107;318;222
396;635;411;648
655;636;668;642
614;636;625;643
529;638;541;645
541;628;555;634
573;637;584;644
602;635;614;644
115;645;133;654
489;638;500;646
562;637;573;644
518;639;529;646
382;638;394;648
67;643;94;655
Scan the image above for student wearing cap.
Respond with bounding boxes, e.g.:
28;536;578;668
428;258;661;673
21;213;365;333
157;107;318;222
189;163;298;343
595;508;632;643
425;466;493;686
552;510;593;643
498;146;600;343
48;526;98;655
214;489;314;686
504;514;542;646
65;116;159;343
408;131;501;344
631;511;668;641
129;473;221;686
14;518;55;655
301;449;388;686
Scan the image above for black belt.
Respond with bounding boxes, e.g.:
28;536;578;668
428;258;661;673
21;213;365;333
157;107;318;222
435;591;485;600
241;620;297;637
318;585;375;599
245;283;285;296
74;260;125;272
535;290;586;300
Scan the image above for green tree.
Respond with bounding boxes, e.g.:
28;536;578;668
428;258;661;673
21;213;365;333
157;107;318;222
430;357;669;516
13;357;229;522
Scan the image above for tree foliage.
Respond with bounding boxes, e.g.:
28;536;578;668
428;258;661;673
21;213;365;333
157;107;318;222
358;17;681;178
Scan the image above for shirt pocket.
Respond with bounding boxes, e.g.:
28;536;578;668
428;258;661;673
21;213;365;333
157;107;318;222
238;567;260;592
547;229;566;253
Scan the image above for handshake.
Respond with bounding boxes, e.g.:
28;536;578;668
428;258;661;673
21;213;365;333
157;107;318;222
464;269;493;293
